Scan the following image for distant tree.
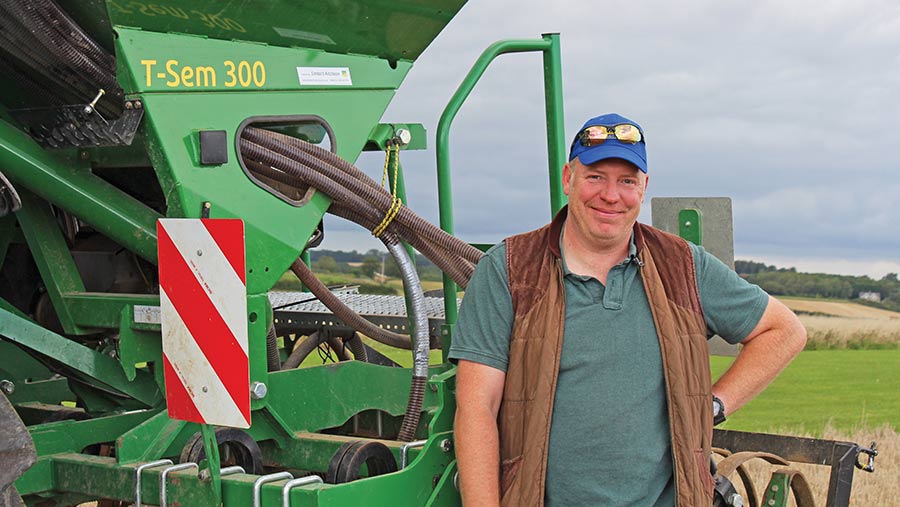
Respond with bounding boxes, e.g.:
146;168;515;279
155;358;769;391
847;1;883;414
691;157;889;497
361;256;381;278
313;255;338;272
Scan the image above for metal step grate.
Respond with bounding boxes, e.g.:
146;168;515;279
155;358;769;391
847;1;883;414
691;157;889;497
268;290;456;341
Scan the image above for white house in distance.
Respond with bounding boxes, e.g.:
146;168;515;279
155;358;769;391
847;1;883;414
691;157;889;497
859;291;882;302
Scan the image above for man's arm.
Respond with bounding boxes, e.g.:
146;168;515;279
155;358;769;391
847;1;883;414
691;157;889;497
455;359;506;506
712;295;807;415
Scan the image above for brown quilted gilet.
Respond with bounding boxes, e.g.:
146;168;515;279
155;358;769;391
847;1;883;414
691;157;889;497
498;208;714;506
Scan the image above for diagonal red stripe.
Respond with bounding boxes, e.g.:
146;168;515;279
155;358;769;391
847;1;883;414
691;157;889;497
158;224;250;423
163;355;205;424
202;219;246;285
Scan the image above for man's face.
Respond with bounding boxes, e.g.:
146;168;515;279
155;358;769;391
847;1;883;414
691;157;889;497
562;157;648;247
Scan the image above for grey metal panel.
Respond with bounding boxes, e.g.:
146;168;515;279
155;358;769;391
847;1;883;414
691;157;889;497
651;197;738;356
650;197;734;268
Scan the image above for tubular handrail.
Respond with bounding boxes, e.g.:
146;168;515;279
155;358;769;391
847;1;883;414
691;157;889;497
435;33;566;340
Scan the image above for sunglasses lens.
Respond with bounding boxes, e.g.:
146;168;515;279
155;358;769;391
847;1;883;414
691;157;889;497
613;124;642;144
580;126;609;146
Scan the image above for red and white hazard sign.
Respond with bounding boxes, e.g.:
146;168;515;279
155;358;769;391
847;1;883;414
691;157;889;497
157;219;250;428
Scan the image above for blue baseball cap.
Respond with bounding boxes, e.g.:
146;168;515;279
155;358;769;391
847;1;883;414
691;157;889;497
568;113;648;173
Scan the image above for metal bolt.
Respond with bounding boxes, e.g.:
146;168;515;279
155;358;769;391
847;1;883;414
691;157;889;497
684;221;692;227
80;150;90;160
197;249;203;256
83;89;105;115
439;439;453;453
0;380;14;395
125;101;134;110
250;381;267;400
729;493;744;507
134;100;143;109
202;386;208;393
395;128;412;146
767;500;776;506
771;485;779;492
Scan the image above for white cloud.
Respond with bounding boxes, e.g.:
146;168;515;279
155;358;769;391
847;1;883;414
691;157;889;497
312;0;900;273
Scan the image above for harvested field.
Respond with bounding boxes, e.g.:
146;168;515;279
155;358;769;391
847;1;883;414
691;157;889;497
778;297;900;349
780;297;900;320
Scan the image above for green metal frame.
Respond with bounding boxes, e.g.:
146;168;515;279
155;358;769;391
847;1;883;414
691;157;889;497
0;1;574;503
434;34;566;344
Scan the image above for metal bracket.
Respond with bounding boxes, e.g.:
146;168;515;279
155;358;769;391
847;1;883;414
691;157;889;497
9;99;144;149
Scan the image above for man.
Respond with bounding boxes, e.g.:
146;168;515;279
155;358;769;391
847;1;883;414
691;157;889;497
449;113;806;506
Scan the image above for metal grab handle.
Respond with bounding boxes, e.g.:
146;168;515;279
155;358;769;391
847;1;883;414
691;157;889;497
855;441;878;472
221;465;245;476
200;464;246;481
253;471;294;507
134;459;172;507
282;476;324;507
159;462;198;507
400;439;428;469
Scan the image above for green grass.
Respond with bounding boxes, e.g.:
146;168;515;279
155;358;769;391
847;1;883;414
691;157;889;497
711;349;900;435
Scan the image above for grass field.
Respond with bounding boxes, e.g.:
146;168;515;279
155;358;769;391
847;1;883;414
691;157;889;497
711;349;899;434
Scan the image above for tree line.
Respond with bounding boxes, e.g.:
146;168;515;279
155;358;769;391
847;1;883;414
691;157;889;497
735;260;900;310
310;249;443;282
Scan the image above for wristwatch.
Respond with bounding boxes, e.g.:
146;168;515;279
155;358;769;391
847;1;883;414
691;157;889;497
712;396;726;426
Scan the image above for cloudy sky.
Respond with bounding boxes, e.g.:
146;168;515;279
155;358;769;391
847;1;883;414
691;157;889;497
325;0;900;279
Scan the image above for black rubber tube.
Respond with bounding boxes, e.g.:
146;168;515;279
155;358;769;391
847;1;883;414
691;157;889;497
282;331;322;370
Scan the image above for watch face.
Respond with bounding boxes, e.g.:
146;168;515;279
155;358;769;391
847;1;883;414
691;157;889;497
713;400;722;415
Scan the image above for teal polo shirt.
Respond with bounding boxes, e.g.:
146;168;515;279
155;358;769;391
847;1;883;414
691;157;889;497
449;230;768;506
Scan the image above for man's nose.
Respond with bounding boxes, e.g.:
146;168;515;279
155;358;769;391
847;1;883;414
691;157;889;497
597;179;619;202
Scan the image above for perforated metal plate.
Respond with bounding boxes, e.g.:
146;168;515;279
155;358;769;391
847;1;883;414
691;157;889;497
269;290;455;346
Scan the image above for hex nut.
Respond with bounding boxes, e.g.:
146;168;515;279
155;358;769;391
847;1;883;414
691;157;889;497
0;380;13;395
250;381;267;400
396;128;412;146
440;439;453;453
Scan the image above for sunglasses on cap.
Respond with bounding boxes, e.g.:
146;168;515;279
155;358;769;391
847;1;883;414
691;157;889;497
572;123;643;147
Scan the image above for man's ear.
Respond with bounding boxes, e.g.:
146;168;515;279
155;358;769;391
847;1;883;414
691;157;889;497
562;162;573;196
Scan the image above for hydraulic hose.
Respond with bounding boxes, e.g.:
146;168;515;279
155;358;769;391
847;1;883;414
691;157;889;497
290;258;412;349
386;240;430;441
282;331;321;370
239;128;482;441
240;128;482;287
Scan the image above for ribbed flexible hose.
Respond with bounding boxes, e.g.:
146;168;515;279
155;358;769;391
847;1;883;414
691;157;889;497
239;128;482;441
387;240;430;441
266;324;281;372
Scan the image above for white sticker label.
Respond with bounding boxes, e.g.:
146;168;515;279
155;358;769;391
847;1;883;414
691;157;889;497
297;67;353;86
134;305;161;325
